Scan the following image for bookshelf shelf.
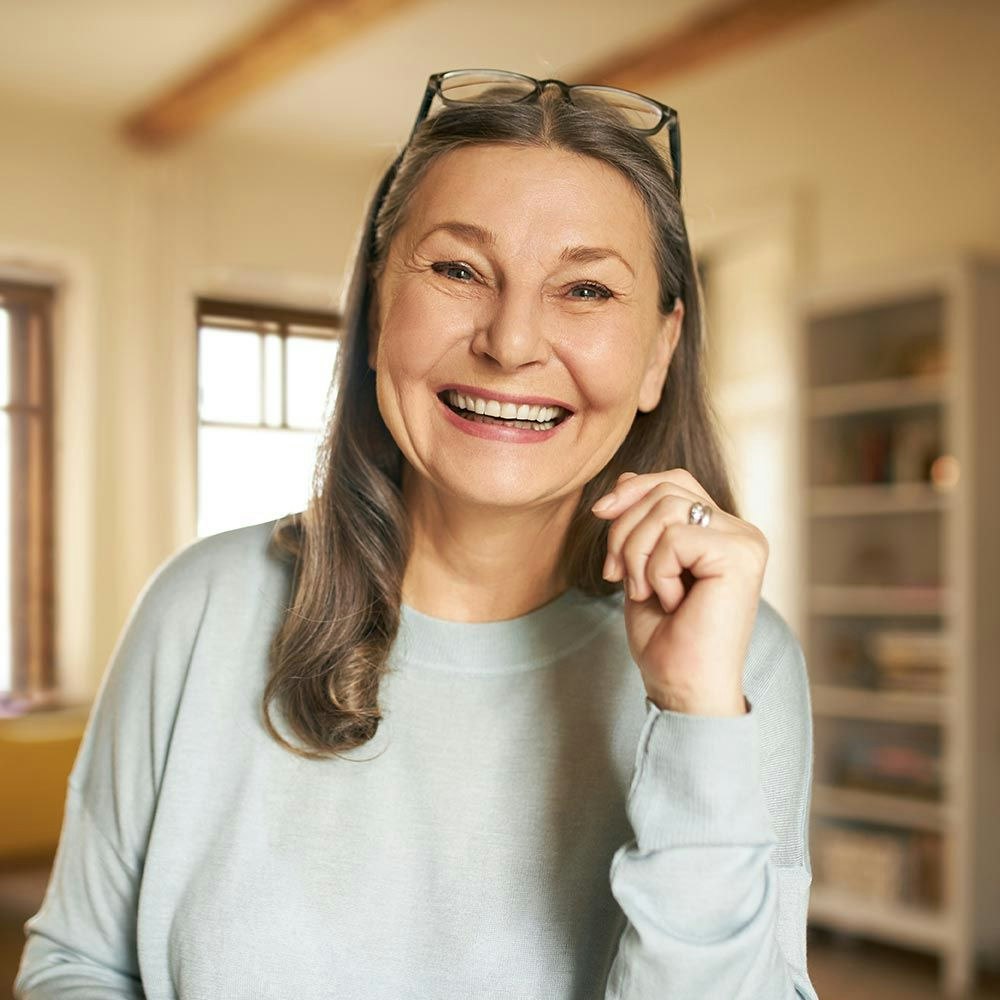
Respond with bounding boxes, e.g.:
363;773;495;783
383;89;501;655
812;783;951;832
809;372;949;417
809;483;950;516
809;584;945;616
809;884;951;952
797;256;1000;997
811;684;950;724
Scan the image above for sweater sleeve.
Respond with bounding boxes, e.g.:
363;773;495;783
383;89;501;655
13;540;209;1000
603;626;818;1000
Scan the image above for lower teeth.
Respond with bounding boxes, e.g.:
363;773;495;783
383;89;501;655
453;407;556;431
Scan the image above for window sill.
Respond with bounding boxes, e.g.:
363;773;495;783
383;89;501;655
0;692;90;741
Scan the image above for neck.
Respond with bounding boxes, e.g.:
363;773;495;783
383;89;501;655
400;464;579;622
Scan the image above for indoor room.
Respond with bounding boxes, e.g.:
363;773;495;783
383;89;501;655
1;1;999;997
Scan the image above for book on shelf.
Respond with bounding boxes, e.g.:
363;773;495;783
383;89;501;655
833;720;942;798
815;824;907;904
818;412;942;486
813;822;943;909
822;626;949;693
867;629;950;693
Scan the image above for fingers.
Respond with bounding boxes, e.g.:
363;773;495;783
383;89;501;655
594;473;732;581
601;485;690;585
592;468;714;515
618;496;725;602
590;470;766;610
641;522;768;608
640;523;723;608
636;525;689;610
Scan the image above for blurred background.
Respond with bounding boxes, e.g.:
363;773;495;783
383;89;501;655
1;0;999;996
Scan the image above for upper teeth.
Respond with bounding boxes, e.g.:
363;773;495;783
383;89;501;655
444;389;567;423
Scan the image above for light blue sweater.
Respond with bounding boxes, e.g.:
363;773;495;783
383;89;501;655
15;518;818;999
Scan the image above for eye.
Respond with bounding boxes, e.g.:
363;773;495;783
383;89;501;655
432;261;477;282
569;281;613;300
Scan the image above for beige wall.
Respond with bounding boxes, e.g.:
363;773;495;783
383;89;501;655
672;0;1000;629
0;102;379;703
678;0;1000;277
0;0;997;709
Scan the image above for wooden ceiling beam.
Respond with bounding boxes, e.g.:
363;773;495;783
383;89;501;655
122;0;417;149
581;0;877;92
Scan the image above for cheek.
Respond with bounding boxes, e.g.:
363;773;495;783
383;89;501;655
560;323;649;411
379;284;460;378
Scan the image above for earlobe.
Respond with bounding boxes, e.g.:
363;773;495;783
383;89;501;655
637;298;684;413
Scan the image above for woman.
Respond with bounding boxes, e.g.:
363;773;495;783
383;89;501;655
16;70;817;999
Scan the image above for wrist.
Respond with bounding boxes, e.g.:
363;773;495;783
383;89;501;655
646;688;749;717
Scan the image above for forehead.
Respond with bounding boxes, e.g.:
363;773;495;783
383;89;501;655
400;143;653;261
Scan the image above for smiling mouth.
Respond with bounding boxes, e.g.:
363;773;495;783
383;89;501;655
438;389;570;431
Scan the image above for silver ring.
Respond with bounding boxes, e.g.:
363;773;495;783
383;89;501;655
688;501;712;528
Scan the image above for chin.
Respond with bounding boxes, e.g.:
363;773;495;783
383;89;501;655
452;474;581;510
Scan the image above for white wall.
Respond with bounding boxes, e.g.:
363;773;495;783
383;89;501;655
1;0;998;696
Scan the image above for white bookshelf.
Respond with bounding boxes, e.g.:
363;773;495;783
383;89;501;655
795;256;1000;997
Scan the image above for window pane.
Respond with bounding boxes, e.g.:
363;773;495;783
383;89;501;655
197;424;322;538
0;412;9;692
0;308;8;406
285;335;338;429
199;326;262;424
263;333;283;426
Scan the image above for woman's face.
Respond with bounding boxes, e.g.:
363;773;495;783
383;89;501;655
369;142;683;511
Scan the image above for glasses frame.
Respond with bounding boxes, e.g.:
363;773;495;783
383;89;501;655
363;68;682;267
408;69;682;199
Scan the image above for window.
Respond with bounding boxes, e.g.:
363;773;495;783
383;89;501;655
196;299;341;538
0;282;56;699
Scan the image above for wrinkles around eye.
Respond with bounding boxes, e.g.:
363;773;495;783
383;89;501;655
430;261;615;301
431;261;476;282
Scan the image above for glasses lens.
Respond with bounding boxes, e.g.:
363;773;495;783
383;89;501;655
570;85;676;186
569;86;663;132
439;71;537;105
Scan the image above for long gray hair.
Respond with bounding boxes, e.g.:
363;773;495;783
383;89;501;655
262;86;738;759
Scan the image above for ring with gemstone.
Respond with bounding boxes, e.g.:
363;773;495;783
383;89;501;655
688;501;712;527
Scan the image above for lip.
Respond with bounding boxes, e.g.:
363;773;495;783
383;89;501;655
436;383;576;413
436;392;568;444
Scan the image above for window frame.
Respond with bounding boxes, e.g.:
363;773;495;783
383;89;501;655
194;297;342;534
1;280;57;702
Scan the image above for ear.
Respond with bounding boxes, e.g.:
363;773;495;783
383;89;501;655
637;297;684;413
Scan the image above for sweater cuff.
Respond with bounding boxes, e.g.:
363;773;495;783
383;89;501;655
626;696;778;850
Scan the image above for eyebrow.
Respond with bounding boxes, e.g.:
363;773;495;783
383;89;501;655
419;221;635;277
422;221;497;249
558;245;635;277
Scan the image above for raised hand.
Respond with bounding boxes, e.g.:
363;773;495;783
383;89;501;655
591;469;768;716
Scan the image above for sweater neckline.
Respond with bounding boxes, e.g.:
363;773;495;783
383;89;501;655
394;586;622;674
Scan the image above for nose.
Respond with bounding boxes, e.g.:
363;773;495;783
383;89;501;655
471;285;551;371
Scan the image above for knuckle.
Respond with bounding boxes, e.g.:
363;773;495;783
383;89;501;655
652;489;676;513
662;521;683;543
606;521;627;548
739;530;768;565
673;467;701;490
620;533;643;563
750;524;769;552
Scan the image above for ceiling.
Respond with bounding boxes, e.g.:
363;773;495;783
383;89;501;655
0;0;724;157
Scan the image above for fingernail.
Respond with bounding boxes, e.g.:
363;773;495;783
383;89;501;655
592;495;615;513
626;577;638;600
618;472;639;481
602;553;616;580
